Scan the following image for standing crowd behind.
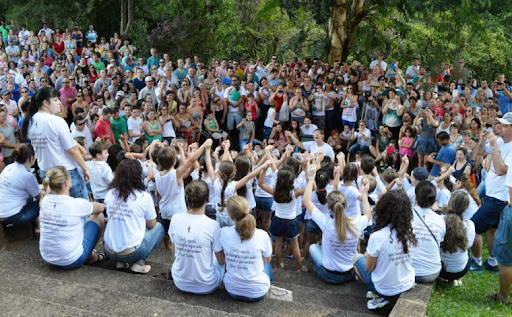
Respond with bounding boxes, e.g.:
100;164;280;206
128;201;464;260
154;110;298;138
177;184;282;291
0;21;512;310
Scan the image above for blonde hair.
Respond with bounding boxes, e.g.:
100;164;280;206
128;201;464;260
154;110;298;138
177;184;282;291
42;166;70;195
327;190;358;243
227;196;256;241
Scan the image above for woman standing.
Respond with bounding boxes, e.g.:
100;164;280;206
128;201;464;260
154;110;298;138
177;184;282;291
22;87;91;200
382;89;404;139
289;87;309;125
221;196;273;301
0;144;41;235
39;166;106;269
142;109;163;144
103;159;164;274
158;104;177;145
341;84;358;129
413;108;438;168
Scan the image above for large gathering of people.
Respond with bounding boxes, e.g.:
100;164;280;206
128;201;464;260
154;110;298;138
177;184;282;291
0;20;512;310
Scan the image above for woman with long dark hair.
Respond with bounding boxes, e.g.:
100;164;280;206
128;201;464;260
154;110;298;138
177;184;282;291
103;159;164;274
353;190;417;310
22;87;91;199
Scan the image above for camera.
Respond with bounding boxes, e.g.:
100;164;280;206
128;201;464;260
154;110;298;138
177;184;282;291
364;91;371;98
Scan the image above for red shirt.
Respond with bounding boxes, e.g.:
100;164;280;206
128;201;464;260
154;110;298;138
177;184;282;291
53;41;65;55
94;119;114;144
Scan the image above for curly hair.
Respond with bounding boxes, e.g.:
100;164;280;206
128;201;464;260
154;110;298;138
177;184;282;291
108;159;145;201
374;190;417;254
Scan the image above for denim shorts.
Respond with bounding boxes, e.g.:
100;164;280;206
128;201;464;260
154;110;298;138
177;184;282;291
39;168;88;200
296;207;306;223
205;204;216;220
0;199;39;228
255;196;273;213
494;206;512;266
53;221;100;270
471;195;508;234
270;217;299;239
217;210;234;228
306;219;320;234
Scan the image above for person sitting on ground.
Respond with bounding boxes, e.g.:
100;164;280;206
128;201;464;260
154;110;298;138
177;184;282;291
103;159;164;274
221;196;273;301
0;144;41;236
439;192;475;286
169;180;226;294
412;181;447;283
39;166;106;269
353;189;417;310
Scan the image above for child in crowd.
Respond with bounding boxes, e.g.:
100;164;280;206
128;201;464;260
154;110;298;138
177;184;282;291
85;141;113;203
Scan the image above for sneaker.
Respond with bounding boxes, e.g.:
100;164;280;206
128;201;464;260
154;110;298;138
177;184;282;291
366;291;375;299
469;258;483;274
483;260;499;274
286;255;294;260
367;295;390;310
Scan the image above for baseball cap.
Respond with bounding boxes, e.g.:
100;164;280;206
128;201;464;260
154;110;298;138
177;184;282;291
497;112;512;125
412;167;429;182
1;89;10;96
145;76;153;82
115;91;125;98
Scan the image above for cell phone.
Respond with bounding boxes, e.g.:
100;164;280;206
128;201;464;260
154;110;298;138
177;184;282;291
390;62;396;70
279;90;284;93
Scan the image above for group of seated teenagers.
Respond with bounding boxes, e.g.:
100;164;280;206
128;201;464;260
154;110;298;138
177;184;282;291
0;123;486;310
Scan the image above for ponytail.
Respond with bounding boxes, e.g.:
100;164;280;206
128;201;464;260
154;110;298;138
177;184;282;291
315;170;329;205
22;87;60;138
328;190;358;244
40;166;69;203
11;143;35;164
218;161;235;212
227;196;256;241
457;174;481;206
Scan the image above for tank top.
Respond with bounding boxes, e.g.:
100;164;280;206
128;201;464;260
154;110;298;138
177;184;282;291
214;85;225;99
161;117;176;138
452;161;470;179
206;118;216;130
144;120;162;144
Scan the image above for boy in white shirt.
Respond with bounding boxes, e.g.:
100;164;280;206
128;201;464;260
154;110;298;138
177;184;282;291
127;106;143;143
85;141;113;203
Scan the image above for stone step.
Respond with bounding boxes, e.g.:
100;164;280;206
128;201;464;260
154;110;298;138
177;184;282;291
0;291;111;317
0;266;249;317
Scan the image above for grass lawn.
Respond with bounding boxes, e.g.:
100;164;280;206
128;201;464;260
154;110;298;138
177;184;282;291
427;241;510;316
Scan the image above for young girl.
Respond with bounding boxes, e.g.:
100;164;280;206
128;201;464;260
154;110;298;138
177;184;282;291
337;163;362;217
258;165;304;271
455;173;481;220
39;166;106;269
244;94;259;122
353;190;417;310
398;126;414;158
155;140;210;250
214;141;269;228
269;123;290;152
236;112;255;151
440;192;475;286
327;130;342;153
340;124;352;153
304;164;372;284
263;100;279;140
221;196;273;301
288;119;301;146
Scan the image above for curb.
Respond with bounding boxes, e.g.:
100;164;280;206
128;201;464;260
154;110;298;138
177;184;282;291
389;283;433;317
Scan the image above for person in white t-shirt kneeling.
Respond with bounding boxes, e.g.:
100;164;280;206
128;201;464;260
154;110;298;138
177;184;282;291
103;159;164;274
304;164;372;284
222;196;273;301
170;180;225;294
353;190;417;310
39;166;106;269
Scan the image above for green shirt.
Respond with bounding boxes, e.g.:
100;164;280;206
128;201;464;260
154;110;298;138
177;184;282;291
0;26;8;39
91;60;105;72
110;116;127;145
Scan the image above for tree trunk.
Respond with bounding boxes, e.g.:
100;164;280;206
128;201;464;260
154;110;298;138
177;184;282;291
328;0;365;64
120;0;134;38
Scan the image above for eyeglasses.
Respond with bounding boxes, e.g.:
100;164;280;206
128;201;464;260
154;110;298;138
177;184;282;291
182;84;189;86
69;78;76;81
63;81;69;83
77;94;83;97
159;61;165;64
76;122;86;126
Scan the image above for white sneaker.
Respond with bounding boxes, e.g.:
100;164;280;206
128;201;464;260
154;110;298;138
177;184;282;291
366;291;375;299
367;295;390;310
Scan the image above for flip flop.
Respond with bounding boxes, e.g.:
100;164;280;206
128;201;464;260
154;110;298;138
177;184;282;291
152;270;172;280
487;294;509;305
130;263;151;274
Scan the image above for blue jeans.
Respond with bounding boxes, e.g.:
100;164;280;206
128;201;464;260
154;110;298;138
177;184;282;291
0;199;39;228
354;255;379;295
104;223;164;265
349;143;369;154
39;168;88;200
239;139;250;151
415;271;439;283
53;221;101;269
227;112;243;131
310;244;356;284
227;262;274;302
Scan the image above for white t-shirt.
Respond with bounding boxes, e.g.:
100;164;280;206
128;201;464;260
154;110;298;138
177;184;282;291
337;183;361;217
304;191;330;221
411;207;446;276
85;160;113;200
127;116;143;143
313;208;368;272
170;213;223;294
255;169;274;198
1;99;17;116
0;162;41;218
263;108;276;128
274;191;297;220
367;226;415;296
457;188;479;220
440;219;475;273
294;171;307;216
303;141;335;160
39;195;92;266
214;179;237;212
70;128;94;154
156;169;187;220
28;112;78;171
406;65;420;82
505;155;512;203
103;189;157;253
221;227;272;298
245;178;256;209
369;60;388;71
354;128;371;147
300;124;318;135
485;138;512;202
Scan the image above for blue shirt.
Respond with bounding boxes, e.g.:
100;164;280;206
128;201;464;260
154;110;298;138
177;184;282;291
221;77;232;86
431;143;456;177
496;93;512;115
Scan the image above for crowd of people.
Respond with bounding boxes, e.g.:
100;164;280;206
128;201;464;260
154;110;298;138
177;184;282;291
0;20;511;310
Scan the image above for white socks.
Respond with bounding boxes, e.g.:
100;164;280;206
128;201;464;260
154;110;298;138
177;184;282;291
474;256;482;266
487;256;498;267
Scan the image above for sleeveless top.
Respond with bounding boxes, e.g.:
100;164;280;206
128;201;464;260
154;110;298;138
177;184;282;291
206;118;216;130
144;120;162;144
452;161;470;179
383;102;402;128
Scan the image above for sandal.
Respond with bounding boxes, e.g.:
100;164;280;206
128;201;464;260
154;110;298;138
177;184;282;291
130;263;151;274
487;294;509;305
116;262;130;270
153;270;173;281
92;249;106;263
